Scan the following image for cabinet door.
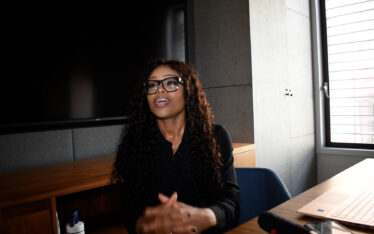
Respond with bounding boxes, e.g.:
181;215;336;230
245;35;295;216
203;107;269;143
0;199;54;234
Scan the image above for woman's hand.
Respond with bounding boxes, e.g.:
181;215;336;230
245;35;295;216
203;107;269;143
159;193;217;233
136;192;216;234
136;192;196;234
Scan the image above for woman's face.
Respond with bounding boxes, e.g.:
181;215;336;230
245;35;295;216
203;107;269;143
146;65;186;120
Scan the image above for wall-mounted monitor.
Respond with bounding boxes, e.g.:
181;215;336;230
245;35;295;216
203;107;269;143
2;0;186;133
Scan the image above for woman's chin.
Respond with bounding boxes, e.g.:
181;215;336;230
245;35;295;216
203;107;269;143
153;109;186;121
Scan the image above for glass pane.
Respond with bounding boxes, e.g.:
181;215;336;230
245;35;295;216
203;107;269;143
325;0;374;145
328;40;374;54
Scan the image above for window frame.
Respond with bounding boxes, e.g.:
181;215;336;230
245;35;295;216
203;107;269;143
318;0;374;150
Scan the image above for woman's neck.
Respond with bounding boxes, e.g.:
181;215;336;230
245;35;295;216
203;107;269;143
157;114;185;154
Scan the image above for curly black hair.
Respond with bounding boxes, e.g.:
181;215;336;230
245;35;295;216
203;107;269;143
113;59;223;207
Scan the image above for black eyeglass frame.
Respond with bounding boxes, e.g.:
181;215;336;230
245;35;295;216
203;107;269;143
144;76;184;95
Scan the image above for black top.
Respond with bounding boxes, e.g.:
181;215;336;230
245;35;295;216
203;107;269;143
123;124;239;233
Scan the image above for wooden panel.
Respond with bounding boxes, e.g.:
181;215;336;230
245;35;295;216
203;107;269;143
0;155;115;208
0;144;255;209
89;223;128;234
56;185;124;234
0;201;53;234
233;151;256;168
50;197;58;234
1;199;50;219
233;143;255;167
233;143;255;154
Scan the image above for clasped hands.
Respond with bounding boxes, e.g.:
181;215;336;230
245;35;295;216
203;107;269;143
136;192;216;234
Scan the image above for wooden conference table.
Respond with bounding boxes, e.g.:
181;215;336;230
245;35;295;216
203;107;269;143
226;158;374;234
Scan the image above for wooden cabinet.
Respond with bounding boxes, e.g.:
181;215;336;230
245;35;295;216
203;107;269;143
0;198;55;233
0;143;255;234
0;155;119;234
233;143;256;167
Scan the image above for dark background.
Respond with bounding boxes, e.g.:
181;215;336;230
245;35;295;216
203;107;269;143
3;0;185;131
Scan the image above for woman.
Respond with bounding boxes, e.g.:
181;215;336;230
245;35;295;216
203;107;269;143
114;59;239;233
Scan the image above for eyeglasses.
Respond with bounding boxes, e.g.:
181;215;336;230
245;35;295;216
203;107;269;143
144;76;184;95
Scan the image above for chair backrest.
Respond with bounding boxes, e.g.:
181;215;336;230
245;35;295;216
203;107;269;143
235;167;291;225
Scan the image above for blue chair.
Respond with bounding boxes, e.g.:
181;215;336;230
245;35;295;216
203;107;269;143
235;167;291;225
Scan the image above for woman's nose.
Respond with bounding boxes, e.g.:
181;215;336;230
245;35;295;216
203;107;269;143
157;82;166;93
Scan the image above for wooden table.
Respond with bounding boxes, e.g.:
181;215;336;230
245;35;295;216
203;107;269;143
0;143;255;234
226;158;374;234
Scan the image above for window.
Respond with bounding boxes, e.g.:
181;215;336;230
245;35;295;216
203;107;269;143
320;0;374;149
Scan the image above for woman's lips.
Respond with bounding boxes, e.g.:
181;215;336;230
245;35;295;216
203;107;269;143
154;97;170;107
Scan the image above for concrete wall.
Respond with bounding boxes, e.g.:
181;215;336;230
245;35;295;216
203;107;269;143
188;0;254;143
250;0;316;196
317;151;374;183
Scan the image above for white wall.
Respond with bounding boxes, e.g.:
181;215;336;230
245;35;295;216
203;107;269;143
250;0;316;196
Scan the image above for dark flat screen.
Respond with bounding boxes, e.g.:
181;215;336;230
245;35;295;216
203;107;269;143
2;0;185;132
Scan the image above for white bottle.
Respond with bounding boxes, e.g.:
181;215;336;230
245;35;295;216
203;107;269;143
56;212;61;234
66;209;85;234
